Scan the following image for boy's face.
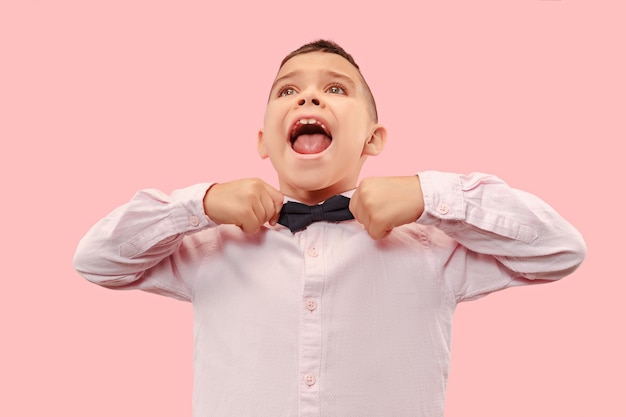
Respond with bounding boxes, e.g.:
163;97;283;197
258;51;386;203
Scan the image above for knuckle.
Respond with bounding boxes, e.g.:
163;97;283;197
244;178;263;191
369;230;383;240
369;213;383;224
250;177;264;188
242;221;260;234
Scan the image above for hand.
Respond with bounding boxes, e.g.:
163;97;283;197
203;178;284;233
350;176;425;239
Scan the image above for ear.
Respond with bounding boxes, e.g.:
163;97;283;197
363;125;387;156
257;129;269;159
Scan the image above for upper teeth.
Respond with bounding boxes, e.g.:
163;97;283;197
298;118;325;129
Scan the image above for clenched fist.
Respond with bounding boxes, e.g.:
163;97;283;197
350;176;425;239
203;178;284;233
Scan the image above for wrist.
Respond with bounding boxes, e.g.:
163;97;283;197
203;183;219;218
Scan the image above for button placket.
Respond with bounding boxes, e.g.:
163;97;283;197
298;227;325;414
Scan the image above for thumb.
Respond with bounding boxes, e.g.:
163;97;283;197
267;186;284;226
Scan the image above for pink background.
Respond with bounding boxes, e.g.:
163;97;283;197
2;1;623;415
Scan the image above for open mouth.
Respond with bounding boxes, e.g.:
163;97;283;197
290;118;332;154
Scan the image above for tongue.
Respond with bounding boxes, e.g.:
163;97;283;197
292;134;331;154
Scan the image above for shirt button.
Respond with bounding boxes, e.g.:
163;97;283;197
189;215;200;227
305;299;318;312
437;202;450;215
304;373;317;386
307;247;319;257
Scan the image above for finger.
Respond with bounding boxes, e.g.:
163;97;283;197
248;196;270;232
268;200;283;226
368;222;392;240
349;195;370;231
259;191;279;225
265;184;285;207
265;184;284;226
239;208;262;233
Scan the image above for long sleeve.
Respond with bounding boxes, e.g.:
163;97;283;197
416;171;586;302
73;182;215;301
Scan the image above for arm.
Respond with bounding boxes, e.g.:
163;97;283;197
350;172;586;297
417;171;585;282
73;183;214;300
73;179;284;300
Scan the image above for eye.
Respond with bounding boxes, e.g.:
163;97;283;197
326;84;346;95
279;86;298;97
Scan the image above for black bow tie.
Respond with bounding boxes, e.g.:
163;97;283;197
278;195;354;233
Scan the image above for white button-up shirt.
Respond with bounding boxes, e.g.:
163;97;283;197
74;171;586;417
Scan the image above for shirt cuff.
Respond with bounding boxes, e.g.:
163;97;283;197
416;171;465;225
169;182;218;232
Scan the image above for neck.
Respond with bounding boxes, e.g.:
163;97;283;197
278;173;361;205
283;187;354;205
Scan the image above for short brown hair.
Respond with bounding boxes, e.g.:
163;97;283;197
279;39;379;122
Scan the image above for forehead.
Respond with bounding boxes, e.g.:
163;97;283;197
274;51;362;88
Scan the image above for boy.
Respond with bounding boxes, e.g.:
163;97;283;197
74;40;586;417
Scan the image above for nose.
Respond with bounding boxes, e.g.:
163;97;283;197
298;97;320;106
297;89;322;107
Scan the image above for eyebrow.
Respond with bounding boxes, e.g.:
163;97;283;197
270;69;358;94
